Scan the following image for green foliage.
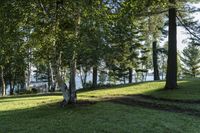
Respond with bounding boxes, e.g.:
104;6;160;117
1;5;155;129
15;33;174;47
181;43;200;77
0;1;29;88
1;0;200;96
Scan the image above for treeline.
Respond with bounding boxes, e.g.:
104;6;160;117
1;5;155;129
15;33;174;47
0;0;200;104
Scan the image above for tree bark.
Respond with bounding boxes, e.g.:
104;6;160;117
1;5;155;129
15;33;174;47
47;62;51;91
1;66;6;96
52;51;69;104
68;8;81;103
135;72;138;83
54;65;69;104
26;48;32;89
69;57;77;104
24;55;31;90
9;80;14;95
79;66;88;88
123;75;126;84
128;68;133;83
165;0;177;89
153;41;160;80
48;62;56;92
92;66;98;88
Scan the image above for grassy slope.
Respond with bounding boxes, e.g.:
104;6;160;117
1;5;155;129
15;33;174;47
79;79;200;100
0;79;200;133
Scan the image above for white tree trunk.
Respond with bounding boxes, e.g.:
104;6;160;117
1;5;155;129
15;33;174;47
53;52;70;104
1;66;6;96
57;72;69;102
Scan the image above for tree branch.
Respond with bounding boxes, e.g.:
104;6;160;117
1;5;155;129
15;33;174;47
176;11;200;44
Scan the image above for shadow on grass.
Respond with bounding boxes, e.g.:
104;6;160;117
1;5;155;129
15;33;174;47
1;79;200;130
144;78;200;101
1;94;200;133
0;99;97;131
109;97;200;116
1;80;200;133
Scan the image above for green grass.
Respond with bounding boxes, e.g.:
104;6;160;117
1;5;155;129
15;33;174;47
145;79;200;100
78;79;200;100
1;79;200;133
78;81;165;100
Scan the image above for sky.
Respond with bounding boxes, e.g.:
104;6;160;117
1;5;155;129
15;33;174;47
177;3;200;51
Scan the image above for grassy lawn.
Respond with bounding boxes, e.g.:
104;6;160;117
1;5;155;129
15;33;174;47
79;79;200;100
146;79;200;100
1;79;200;133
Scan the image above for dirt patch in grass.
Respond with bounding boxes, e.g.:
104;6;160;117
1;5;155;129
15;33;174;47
75;100;97;106
138;94;200;104
59;100;97;108
106;95;200;117
59;94;200;117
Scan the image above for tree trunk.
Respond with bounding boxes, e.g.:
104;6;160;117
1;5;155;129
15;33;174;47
54;65;69;105
1;66;6;96
68;8;81;103
10;80;14;95
165;0;177;89
128;68;133;83
135;72;138;83
153;41;160;80
48;62;56;92
80;67;88;88
69;57;77;104
123;75;126;84
25;48;32;90
162;54;165;80
142;73;144;82
47;62;51;91
145;72;148;81
24;59;31;90
35;69;38;82
52;51;69;105
92;66;98;88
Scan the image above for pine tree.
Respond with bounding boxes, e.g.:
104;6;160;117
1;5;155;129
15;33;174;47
181;43;200;77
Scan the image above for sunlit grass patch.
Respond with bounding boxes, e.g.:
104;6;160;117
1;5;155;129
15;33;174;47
1;79;200;132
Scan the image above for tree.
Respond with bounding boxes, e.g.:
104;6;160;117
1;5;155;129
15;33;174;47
1;0;199;100
157;43;168;80
77;2;107;88
0;0;29;95
181;43;200;77
28;0;108;104
165;0;177;89
152;41;160;80
0;66;6;96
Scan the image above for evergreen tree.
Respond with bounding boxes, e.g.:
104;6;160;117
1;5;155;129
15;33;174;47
181;43;200;77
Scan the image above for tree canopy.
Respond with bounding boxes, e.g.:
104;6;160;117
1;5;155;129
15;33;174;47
0;0;200;104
